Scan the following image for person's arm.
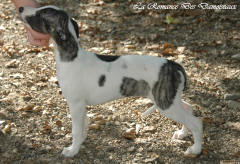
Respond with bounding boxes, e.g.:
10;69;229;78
12;0;39;9
12;0;50;46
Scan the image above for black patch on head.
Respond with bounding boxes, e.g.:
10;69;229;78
152;60;187;110
95;54;120;62
98;75;106;87
120;77;150;97
25;8;78;62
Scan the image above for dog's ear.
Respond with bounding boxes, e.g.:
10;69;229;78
70;18;79;38
57;30;67;40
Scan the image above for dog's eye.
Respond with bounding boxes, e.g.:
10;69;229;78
41;10;48;15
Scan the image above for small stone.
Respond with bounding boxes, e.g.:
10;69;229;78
177;46;185;53
231;54;240;60
135;124;141;135
49;76;58;84
114;121;120;126
127;146;135;152
12;148;18;153
2;123;11;134
23;104;34;112
0;120;5;125
108;106;115;112
89;124;100;130
216;105;221;109
224;93;240;100
227;100;240;110
33;106;41;112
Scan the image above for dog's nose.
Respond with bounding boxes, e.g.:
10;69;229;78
19;7;24;13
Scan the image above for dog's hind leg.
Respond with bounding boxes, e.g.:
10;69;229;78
172;100;193;140
157;100;203;155
62;101;87;157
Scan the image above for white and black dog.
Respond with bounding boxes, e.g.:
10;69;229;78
19;6;202;157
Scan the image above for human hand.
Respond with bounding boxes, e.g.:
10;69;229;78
12;0;50;46
25;25;50;46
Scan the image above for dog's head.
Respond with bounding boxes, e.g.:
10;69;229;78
19;6;80;61
19;5;79;40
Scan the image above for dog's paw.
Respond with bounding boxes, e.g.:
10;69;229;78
172;129;188;140
184;145;202;157
62;145;79;157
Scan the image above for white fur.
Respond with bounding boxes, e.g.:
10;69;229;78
20;6;203;158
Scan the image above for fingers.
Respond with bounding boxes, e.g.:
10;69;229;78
25;26;50;46
26;31;48;46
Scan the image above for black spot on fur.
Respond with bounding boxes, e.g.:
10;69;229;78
120;77;150;97
95;54;120;62
152;60;187;110
98;75;106;87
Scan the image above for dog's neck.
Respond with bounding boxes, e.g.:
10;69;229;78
52;20;80;62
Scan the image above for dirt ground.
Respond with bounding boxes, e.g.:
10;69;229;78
0;0;240;163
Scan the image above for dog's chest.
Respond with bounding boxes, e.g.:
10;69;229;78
54;53;85;99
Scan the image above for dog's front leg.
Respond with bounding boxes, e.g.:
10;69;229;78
62;101;87;157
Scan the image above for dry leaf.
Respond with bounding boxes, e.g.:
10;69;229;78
183;153;197;158
122;128;136;140
163;42;169;49
33;106;41;112
233;151;240;158
23;104;34;112
202;148;208;156
6;59;18;68
42;122;52;134
93;115;104;121
56;120;62;127
96;120;105;125
201;117;214;124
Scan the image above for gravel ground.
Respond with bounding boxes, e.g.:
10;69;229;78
0;0;239;163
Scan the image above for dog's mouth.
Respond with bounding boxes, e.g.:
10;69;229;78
19;14;34;31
